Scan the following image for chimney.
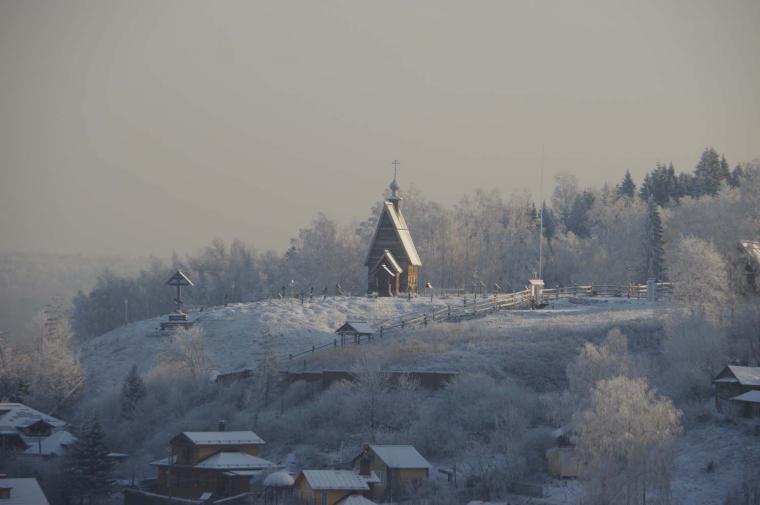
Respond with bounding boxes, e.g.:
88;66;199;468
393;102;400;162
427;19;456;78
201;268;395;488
359;444;371;476
218;420;226;432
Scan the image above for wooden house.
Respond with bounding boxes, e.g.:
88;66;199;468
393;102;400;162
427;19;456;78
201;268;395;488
151;428;275;499
713;365;760;413
350;444;431;501
294;469;378;505
0;402;75;457
364;170;422;296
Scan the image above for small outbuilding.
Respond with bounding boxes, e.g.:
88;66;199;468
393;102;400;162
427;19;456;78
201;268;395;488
728;390;760;419
294;469;377;505
263;470;294;505
335;321;376;344
713;365;760;413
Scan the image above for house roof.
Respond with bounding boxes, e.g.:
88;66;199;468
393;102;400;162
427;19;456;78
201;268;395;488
364;201;422;267
731;390;760;404
713;366;760;386
22;429;76;456
299;470;370;491
336;496;378;505
0;403;67;431
194;452;276;470
336;321;376;335
366;445;431;469
178;431;265;446
0;478;50;505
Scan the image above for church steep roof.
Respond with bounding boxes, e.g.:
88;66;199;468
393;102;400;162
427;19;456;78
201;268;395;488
364;201;422;267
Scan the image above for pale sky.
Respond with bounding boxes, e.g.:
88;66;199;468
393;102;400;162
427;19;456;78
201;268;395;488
1;0;759;257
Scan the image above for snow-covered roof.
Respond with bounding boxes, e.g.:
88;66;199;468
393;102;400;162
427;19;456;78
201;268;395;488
372;250;402;274
336;321;376;335
367;445;431;469
180;431;265;446
0;478;50;505
730;390;760;404
299;470;370;491
364;201;422;267
22;430;76;456
0;403;67;431
336;496;377;505
263;470;295;488
713;366;760;386
194;452;276;470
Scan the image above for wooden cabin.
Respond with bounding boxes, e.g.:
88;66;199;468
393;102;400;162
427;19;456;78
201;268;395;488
294;469;377;505
364;171;422;296
713;365;760;413
351;444;430;501
151;428;275;499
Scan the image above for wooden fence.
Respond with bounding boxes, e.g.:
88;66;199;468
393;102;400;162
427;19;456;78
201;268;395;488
284;281;673;369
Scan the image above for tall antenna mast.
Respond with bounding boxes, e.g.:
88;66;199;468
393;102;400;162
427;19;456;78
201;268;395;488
538;146;545;279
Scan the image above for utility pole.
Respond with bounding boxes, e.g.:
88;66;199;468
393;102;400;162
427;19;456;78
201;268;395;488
539;145;545;279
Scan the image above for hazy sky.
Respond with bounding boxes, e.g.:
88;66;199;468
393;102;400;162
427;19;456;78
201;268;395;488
1;0;759;257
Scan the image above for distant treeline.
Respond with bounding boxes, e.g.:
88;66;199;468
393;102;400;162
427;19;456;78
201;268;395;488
70;147;759;339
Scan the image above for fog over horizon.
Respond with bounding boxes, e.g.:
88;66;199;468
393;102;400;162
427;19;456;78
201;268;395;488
1;0;759;258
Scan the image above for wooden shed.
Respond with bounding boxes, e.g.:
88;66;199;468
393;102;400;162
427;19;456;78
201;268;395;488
712;365;760;413
729;390;760;419
364;168;422;296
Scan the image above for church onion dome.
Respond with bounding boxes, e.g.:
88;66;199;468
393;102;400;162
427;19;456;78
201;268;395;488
263;470;295;488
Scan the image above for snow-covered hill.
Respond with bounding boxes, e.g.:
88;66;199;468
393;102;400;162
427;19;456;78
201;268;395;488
78;295;453;396
78;294;666;398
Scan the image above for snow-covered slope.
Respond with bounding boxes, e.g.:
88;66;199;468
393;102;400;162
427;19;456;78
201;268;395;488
78;295;666;398
78;296;452;396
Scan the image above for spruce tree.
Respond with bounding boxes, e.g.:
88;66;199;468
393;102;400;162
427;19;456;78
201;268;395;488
616;170;636;200
693;147;726;196
120;364;146;420
643;197;666;281
65;416;115;501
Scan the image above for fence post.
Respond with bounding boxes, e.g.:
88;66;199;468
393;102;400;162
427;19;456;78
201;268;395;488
401;320;405;329
447;305;451;320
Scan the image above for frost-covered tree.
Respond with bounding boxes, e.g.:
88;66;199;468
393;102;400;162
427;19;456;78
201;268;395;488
28;306;83;412
159;327;210;380
574;376;682;505
668;236;728;323
642;197;665;281
661;314;727;401
119;364;146;421
616;170;636;201
566;329;639;409
552;172;580;232
692;147;729;197
64;416;115;503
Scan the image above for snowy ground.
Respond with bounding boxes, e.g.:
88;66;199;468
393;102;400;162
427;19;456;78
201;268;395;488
78;295;453;397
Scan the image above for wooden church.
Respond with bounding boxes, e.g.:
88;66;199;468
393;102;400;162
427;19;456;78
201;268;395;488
364;164;422;296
